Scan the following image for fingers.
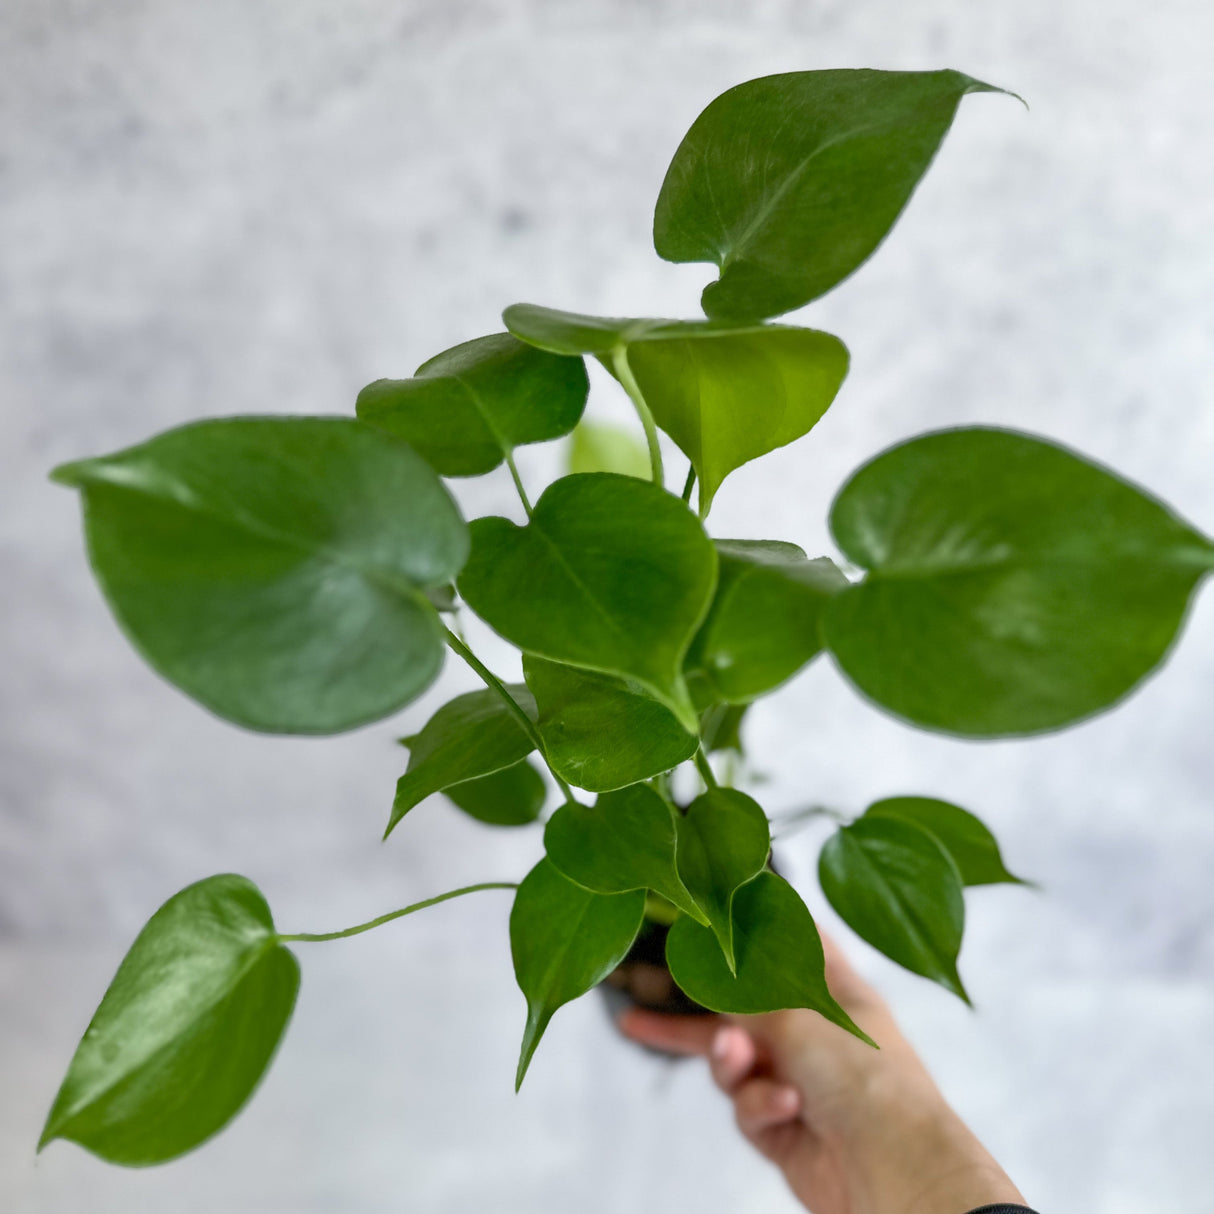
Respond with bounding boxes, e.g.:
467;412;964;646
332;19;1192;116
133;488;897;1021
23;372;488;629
732;1077;802;1136
709;1024;757;1091
616;1008;721;1056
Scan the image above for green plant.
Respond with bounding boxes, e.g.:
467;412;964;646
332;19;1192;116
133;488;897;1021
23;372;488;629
39;67;1214;1168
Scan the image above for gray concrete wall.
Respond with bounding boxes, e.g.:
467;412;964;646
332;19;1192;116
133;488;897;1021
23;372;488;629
3;2;1213;1211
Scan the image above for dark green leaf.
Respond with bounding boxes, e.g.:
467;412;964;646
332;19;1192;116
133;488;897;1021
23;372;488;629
687;541;848;701
510;859;645;1088
666;872;872;1044
505;305;848;515
458;474;716;732
356;333;588;477
818;817;969;1001
40;875;298;1166
653;68;1008;320
864;797;1030;887
388;686;537;837
568;421;651;479
824;428;1214;736
700;702;749;755
52;418;467;735
445;758;546;827
523;655;696;792
675;789;770;972
544;785;705;922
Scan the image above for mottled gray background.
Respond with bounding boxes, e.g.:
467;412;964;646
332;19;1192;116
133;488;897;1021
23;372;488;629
3;2;1213;1211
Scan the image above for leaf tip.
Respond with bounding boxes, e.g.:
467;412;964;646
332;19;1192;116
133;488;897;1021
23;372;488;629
48;460;87;488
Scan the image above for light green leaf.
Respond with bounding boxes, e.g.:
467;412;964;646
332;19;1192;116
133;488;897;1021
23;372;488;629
510;859;645;1089
700;702;749;755
824;427;1214;736
653;68;1009;320
52;418;467;735
445;758;546;827
505;305;848;515
666;872;872;1044
40;875;298;1166
568;421;651;479
544;785;706;922
864;797;1031;887
523;655;696;792
458;474;717;732
687;541;848;702
819;817;969;1002
675;789;770;972
388;686;537;837
356;333;587;477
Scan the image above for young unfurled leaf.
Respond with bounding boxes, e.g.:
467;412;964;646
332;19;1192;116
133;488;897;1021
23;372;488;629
523;656;696;792
864;796;1031;887
388;686;538;837
686;541;848;702
51;418;468;734
544;785;705;922
445;758;546;827
700;702;749;755
356;333;588;477
40;875;298;1166
510;859;645;1089
666;872;872;1044
568;421;651;479
505;305;848;515
818;817;969;1002
675;789;770;972
458;474;716;733
653;69;1009;321
823;427;1214;736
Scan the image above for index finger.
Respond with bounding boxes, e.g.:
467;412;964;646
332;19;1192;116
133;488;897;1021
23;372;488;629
616;1007;722;1056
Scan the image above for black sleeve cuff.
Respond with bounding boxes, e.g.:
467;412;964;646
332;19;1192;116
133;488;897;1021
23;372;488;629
964;1205;1039;1214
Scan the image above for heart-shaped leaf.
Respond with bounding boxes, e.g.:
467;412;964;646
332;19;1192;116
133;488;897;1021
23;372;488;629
52;418;468;735
356;333;588;477
510;859;645;1089
666;871;871;1043
568;421;651;479
505;305;848;515
864;797;1030;887
445;758;546;827
544;785;705;923
675;789;771;972
40;875;298;1166
823;427;1214;736
653;68;1009;320
818;817;969;1001
458;473;717;732
388;686;538;837
523;656;696;792
686;541;848;702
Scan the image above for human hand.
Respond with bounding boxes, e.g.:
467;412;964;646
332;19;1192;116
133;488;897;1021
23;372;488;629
618;933;1027;1214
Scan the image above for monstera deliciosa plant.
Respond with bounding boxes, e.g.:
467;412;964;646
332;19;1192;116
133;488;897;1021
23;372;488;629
40;68;1214;1168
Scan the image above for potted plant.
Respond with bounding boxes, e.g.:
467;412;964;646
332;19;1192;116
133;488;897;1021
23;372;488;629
37;67;1213;1169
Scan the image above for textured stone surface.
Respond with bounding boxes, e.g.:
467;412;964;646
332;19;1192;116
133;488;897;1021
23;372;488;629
3;2;1213;1211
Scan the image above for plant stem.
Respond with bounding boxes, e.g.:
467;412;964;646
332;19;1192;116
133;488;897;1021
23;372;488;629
611;345;664;488
504;451;533;518
279;882;517;943
442;627;579;806
694;745;719;789
681;465;696;505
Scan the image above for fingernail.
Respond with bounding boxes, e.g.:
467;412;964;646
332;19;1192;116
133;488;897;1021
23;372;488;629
774;1086;799;1115
710;1026;731;1061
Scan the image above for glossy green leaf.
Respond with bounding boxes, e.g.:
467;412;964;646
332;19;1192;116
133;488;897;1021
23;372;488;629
653;68;1008;320
700;702;749;755
458;474;716;732
40;875;298;1166
505;305;848;515
523;656;696;792
675;789;771;972
824;428;1214;736
687;541;848;701
819;817;969;1001
52;418;468;735
544;785;705;922
445;758;546;827
666;872;871;1043
568;421;651;479
356;333;588;477
388;686;537;837
510;859;645;1088
864;797;1030;887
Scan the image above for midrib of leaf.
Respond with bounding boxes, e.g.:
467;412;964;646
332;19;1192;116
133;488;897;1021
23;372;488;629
453;375;511;455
